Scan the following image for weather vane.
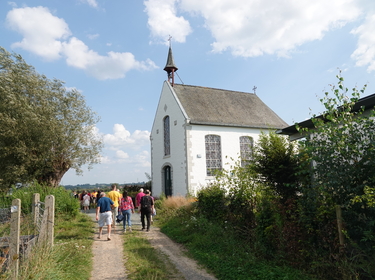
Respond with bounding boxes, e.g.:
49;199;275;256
253;86;257;94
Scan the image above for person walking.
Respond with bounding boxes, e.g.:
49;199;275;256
149;191;156;224
82;191;91;213
119;190;135;233
95;192;114;240
138;190;154;232
107;184;121;227
135;188;145;209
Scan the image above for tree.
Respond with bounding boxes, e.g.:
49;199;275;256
251;131;301;200
298;73;375;272
300;73;375;207
0;47;103;188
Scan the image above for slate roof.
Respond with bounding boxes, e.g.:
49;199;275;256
172;84;288;129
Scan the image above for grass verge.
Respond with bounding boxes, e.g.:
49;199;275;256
17;213;94;280
122;230;182;280
158;199;314;280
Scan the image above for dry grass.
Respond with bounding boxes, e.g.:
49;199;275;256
161;196;196;210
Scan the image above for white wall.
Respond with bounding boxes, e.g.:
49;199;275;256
151;81;188;197
186;125;266;196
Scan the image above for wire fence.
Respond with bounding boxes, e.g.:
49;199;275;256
0;194;55;278
34;201;45;234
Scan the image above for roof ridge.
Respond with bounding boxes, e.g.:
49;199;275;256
174;83;256;95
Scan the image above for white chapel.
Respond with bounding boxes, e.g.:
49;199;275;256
150;46;288;197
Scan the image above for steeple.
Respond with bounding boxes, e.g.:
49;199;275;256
163;37;178;87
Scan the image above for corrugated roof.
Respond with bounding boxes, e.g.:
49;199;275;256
277;92;375;139
172;84;288;129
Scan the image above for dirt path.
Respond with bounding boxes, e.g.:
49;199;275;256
86;208;217;280
87;208;127;280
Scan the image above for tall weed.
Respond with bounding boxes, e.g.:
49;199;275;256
8;182;79;216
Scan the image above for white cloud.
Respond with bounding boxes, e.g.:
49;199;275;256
87;33;99;40
144;0;192;43
116;150;129;159
99;155;111;164
8;2;17;8
6;6;71;60
6;6;157;79
80;0;98;8
351;13;375;72
133;151;151;167
103;124;150;148
145;0;362;57
91;124;150;167
184;0;362;57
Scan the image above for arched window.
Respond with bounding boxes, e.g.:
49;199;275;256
205;135;222;176
163;116;170;156
240;136;253;167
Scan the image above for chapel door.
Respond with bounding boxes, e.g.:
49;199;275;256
163;166;172;197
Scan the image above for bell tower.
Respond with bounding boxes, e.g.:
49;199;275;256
163;37;178;87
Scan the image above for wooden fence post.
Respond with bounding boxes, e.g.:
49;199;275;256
45;195;55;246
32;193;40;226
336;205;345;247
10;199;21;279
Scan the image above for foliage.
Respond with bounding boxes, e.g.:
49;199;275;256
299;73;375;207
159;200;313;280
0;46;103;189
297;73;375;278
206;158;263;232
197;184;227;221
251;132;301;200
0;182;80;216
18;213;94;280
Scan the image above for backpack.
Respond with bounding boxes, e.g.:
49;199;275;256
141;196;152;209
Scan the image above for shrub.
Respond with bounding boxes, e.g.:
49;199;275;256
197;184;227;221
9;182;80;216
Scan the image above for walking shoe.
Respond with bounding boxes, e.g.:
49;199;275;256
141;228;145;231
123;228;126;233
128;227;132;232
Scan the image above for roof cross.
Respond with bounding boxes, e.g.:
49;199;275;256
168;35;172;46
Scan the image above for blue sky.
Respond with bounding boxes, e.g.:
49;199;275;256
1;0;374;186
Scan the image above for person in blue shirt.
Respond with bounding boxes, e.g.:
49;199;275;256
96;192;114;240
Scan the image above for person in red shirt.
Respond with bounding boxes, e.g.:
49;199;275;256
119;190;135;232
135;188;145;208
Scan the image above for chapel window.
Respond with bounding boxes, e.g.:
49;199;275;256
205;135;222;176
240;136;253;167
164;116;170;156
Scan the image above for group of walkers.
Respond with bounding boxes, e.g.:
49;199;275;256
73;190;99;213
76;185;155;241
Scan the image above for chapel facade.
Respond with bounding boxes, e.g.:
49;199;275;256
150;46;288;197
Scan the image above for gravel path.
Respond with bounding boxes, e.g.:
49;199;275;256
87;208;127;280
86;208;217;280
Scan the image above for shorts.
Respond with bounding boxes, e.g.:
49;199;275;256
98;211;112;227
83;200;90;207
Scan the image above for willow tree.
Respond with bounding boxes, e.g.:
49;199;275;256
0;47;103;188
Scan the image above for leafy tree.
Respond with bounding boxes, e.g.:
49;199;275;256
0;47;103;189
298;73;375;277
251;132;301;200
300;73;375;208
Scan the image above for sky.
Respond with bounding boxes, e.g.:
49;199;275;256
1;0;375;186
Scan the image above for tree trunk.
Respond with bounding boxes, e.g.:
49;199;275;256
38;168;70;187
